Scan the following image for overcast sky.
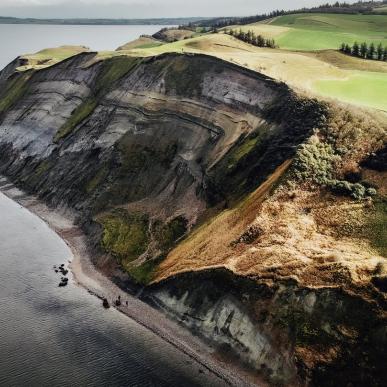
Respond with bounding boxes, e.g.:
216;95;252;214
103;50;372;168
0;0;360;18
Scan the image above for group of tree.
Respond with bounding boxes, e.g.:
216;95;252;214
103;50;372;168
189;1;387;28
339;41;387;61
224;29;277;48
188;11;285;29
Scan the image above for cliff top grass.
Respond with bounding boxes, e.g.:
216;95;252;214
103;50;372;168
126;33;387;111
17;45;90;71
153;28;196;42
116;36;163;51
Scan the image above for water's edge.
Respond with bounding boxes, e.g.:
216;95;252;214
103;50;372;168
0;176;256;387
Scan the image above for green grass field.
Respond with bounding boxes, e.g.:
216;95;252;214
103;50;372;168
269;13;387;50
314;71;387;111
17;46;89;71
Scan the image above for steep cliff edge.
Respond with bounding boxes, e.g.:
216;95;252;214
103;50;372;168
0;51;315;270
0;51;386;386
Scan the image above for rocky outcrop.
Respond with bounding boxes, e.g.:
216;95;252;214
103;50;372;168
0;51;317;242
148;269;387;386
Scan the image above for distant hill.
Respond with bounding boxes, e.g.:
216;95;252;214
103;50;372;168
192;1;387;27
0;16;209;26
270;12;387;50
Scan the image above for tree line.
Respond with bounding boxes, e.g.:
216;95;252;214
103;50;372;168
194;10;285;29
339;41;387;61
190;1;387;28
223;29;277;48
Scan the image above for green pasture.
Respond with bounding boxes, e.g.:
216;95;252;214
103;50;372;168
269;13;387;50
314;71;387;111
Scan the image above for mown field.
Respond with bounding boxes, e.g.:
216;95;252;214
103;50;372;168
315;71;387;111
269;13;387;50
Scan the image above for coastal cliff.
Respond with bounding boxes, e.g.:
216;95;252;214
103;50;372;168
0;51;386;386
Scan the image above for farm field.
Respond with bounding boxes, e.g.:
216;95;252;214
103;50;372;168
314;71;387;111
268;13;387;50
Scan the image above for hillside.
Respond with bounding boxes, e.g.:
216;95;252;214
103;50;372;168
152;28;196;42
15;45;90;71
116;36;163;51
193;1;387;28
269;13;387;50
120;33;387;111
0;47;386;386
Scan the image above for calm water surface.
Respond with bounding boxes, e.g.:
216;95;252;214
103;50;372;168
0;24;170;70
0;192;224;387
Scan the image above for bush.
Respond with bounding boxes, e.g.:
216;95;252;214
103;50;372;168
293;136;340;184
293;134;378;200
330;180;374;199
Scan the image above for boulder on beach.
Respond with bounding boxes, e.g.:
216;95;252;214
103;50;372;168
103;298;110;308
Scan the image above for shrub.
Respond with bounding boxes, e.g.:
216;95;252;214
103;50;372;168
330;180;374;200
293;133;379;200
293;135;340;185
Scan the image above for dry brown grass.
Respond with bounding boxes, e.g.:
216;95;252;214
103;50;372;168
116;36;162;51
324;105;386;177
154;105;387;287
156;28;195;42
155;178;385;289
362;169;387;196
153;159;290;279
302;50;387;73
17;45;89;71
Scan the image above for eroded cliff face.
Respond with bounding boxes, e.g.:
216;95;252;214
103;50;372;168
148;269;386;386
0;52;386;386
0;52;319;270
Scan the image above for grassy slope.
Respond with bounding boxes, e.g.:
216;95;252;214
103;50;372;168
304;50;387;72
154;159;293;281
270;13;387;50
17;46;89;71
154;28;195;42
154;104;387;285
128;33;387;111
116;36;163;51
315;71;387;111
222;24;290;39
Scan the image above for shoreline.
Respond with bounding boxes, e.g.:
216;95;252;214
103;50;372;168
0;176;260;387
